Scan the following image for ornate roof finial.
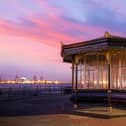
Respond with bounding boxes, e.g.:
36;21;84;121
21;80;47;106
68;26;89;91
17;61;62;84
60;41;64;46
104;31;110;38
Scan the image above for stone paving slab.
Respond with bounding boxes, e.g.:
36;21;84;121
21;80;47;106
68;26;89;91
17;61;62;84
71;107;126;119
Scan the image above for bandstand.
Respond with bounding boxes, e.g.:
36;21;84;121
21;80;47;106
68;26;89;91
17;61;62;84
61;32;126;91
61;32;126;108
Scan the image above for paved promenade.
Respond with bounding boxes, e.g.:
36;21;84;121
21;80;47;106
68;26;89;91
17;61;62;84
0;94;126;126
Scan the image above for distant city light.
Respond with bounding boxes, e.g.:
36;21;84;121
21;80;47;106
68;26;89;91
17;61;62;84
0;77;62;84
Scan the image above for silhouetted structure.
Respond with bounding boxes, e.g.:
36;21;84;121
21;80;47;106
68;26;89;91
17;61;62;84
0;75;2;82
40;73;43;83
15;72;19;84
33;74;37;84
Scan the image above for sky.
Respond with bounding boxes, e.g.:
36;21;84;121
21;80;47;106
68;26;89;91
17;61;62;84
0;0;126;82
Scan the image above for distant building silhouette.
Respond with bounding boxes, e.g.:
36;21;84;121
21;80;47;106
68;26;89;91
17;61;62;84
0;75;2;82
33;74;37;84
15;72;19;84
40;73;43;83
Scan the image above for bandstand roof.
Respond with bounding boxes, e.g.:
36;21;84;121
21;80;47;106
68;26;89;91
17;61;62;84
61;32;126;63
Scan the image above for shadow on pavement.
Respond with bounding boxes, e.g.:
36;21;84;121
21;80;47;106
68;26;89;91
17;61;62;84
0;95;72;117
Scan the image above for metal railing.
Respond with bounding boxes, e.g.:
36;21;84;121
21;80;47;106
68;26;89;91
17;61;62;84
0;83;72;97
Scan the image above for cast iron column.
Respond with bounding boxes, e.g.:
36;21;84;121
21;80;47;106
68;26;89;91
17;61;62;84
72;60;74;90
74;63;78;109
106;52;112;112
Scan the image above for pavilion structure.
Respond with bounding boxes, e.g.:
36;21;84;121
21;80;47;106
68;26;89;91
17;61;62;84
61;32;126;92
61;32;126;110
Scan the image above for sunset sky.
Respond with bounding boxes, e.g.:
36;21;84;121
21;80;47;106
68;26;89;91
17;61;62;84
0;0;126;82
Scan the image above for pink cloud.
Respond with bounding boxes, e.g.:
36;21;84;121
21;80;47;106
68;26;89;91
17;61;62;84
32;0;64;16
0;14;124;49
0;0;125;49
